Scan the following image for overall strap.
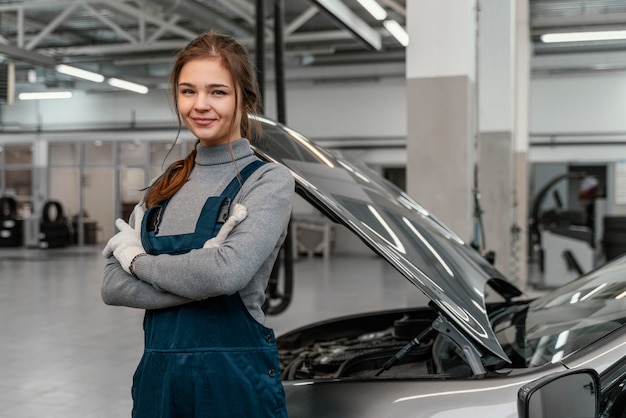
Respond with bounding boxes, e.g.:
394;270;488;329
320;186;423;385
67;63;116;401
212;159;267;225
220;159;266;200
141;159;267;255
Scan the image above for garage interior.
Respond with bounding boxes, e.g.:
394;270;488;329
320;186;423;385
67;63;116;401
2;0;626;416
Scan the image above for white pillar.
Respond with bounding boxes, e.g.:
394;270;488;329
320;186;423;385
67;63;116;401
406;0;477;241
514;0;531;288
406;0;530;290
476;0;517;280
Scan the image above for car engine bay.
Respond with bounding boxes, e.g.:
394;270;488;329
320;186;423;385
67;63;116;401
277;308;498;380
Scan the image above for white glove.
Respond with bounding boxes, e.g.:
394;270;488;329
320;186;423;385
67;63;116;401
102;205;146;275
203;204;247;249
102;204;144;258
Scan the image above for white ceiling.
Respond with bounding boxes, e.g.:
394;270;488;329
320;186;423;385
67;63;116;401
1;0;626;94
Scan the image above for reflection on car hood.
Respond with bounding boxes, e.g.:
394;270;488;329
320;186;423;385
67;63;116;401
252;116;522;362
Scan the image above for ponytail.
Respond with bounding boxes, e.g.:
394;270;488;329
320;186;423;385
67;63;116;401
144;142;199;208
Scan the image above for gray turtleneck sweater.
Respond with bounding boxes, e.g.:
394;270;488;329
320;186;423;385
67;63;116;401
101;138;294;324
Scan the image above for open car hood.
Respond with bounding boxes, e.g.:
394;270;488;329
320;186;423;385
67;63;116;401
252;116;522;362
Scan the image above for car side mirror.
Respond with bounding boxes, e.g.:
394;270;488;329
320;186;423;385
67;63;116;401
517;369;599;418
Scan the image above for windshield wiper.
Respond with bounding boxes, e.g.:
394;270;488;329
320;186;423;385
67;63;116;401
375;313;492;377
375;326;435;376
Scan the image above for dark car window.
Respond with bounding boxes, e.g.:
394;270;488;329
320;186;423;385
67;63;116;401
599;356;626;418
494;256;626;367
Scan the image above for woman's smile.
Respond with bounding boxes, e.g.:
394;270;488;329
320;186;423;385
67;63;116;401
191;117;217;126
177;58;242;146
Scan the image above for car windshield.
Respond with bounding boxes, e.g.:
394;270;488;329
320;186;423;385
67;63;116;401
492;256;626;367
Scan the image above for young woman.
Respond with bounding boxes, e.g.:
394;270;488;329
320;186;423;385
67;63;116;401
101;32;293;418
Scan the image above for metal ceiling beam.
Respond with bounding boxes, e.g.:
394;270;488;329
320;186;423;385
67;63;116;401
47;40;189;56
286;6;319;36
532;50;626;72
149;0;249;38
46;28;368;57
0;0;199;62
0;3;96;48
82;2;137;44
309;0;382;50
215;0;256;26
381;0;406;17
531;12;626;30
0;43;56;67
0;1;79;12
286;29;377;44
25;2;80;50
101;0;198;40
147;15;183;44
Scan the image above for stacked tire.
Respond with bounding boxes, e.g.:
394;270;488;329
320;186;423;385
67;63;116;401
602;216;626;261
39;200;71;248
0;196;23;247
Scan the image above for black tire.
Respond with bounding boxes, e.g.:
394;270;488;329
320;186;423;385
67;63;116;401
0;196;18;220
40;200;70;248
0;219;23;247
603;231;626;245
605;246;626;261
40;222;70;248
604;216;626;231
42;201;65;224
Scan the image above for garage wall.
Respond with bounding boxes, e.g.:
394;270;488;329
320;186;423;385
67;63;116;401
3;67;626;252
531;71;626;134
529;71;626;216
1;89;176;129
3;70;626;204
4;70;626;143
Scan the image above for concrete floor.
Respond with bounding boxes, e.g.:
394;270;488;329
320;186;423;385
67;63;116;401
0;246;541;417
0;247;416;417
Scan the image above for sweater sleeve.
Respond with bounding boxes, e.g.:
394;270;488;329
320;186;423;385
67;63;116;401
132;164;294;300
101;256;193;309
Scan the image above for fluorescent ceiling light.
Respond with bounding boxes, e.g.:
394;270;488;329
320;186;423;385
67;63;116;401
18;91;73;100
541;30;626;43
357;0;387;20
55;64;104;83
384;20;409;47
107;78;149;94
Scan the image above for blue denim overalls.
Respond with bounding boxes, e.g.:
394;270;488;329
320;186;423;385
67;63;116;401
132;160;288;418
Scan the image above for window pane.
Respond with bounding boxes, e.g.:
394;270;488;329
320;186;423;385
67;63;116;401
151;142;179;169
119;141;147;165
83;167;113;244
5;169;31;196
150;167;163;182
121;168;145;204
49;167;79;217
85;141;113;165
50;143;78;165
5;144;32;164
5;169;32;217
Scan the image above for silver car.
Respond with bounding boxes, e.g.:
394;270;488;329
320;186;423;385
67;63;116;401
253;116;622;417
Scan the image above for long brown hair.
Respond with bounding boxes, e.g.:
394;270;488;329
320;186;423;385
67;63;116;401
144;31;263;208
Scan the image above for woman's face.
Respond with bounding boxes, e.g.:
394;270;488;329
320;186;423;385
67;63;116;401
177;58;241;146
